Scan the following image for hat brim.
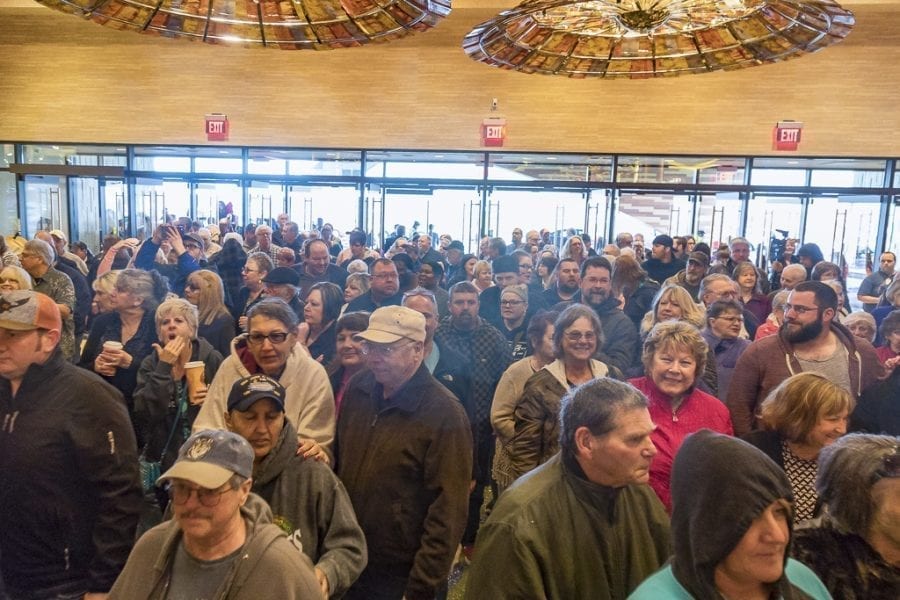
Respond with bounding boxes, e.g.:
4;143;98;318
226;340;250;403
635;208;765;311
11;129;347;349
0;319;38;332
229;392;285;414
354;329;407;344
157;461;234;489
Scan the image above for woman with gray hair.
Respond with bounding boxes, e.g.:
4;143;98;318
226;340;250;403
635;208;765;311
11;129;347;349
507;304;618;482
791;433;899;599
79;268;169;436
843;310;878;344
133;298;225;484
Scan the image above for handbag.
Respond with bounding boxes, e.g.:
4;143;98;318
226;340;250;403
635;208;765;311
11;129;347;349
138;383;188;494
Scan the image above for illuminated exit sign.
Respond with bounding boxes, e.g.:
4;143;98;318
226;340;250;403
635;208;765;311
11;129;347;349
772;121;803;151
205;114;229;142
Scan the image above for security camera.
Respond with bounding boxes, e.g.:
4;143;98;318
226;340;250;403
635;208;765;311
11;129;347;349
491;98;498;111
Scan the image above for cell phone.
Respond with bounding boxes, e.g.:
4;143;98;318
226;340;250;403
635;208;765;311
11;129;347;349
176;224;185;234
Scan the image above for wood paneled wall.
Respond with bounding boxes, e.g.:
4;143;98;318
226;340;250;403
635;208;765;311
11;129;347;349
1;3;898;156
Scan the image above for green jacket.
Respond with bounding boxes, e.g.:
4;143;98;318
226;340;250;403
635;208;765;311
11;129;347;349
108;494;320;600
467;454;671;600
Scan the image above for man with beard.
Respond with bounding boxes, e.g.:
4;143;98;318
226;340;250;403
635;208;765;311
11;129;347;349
726;281;884;437
435;282;510;555
557;256;639;374
664;250;709;302
542;258;581;305
857;250;895;312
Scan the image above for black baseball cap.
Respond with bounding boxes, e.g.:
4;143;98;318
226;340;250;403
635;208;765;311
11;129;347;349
227;374;286;413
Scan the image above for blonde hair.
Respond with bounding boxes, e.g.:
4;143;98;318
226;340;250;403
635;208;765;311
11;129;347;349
473;260;492;278
759;372;855;443
640;284;705;335
187;270;231;326
641;320;708;380
0;265;33;290
92;270;120;294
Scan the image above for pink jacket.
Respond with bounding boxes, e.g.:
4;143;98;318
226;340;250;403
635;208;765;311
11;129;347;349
629;376;734;513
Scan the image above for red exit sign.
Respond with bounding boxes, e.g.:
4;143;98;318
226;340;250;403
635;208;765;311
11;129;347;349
772;121;803;151
481;118;507;147
205;114;229;141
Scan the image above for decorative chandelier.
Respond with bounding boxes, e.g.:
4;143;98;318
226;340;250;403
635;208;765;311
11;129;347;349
462;0;855;78
33;0;451;49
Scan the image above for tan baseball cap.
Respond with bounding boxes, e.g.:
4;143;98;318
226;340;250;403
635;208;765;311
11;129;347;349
354;306;426;344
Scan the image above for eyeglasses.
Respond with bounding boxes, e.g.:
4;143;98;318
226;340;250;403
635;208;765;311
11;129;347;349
247;331;289;345
242;267;258;273
169;482;232;507
518;264;533;271
564;331;597;342
360;341;415;357
784;303;817;315
500;299;525;307
714;315;744;323
185;282;200;291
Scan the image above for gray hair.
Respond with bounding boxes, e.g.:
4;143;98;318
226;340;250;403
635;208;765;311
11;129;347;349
24;239;55;266
402;287;437;310
698;273;736;300
771;289;790;312
246;252;274;274
559;379;648;460
346;259;369;275
155;298;199;340
816;433;899;535
782;263;807;280
247;297;299;331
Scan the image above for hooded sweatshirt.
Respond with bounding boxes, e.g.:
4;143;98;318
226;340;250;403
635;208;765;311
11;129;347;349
629;430;831;599
108;493;320;600
251;419;367;598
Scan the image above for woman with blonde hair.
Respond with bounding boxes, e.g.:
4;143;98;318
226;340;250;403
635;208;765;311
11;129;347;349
639;284;717;394
0;265;32;291
91;270;120;315
473;259;494;294
744;372;855;523
183;269;235;356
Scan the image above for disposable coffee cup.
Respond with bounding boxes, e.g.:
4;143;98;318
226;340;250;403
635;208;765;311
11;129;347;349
184;361;206;405
103;341;123;352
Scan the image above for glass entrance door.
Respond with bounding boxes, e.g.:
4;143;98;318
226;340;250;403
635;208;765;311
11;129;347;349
490;188;589;249
287;184;360;236
22;175;67;239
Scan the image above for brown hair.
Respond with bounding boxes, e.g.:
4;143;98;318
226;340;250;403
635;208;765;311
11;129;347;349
759;372;855;443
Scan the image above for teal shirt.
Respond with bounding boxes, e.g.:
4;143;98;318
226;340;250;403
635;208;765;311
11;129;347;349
629;560;832;599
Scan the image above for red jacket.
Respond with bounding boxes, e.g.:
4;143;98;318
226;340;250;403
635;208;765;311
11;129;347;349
629;377;733;512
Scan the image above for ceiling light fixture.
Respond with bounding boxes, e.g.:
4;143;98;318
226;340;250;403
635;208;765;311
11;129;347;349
463;0;854;78
34;0;451;49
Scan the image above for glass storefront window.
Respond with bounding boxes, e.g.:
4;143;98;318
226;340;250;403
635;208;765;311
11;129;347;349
488;153;613;183
366;151;483;180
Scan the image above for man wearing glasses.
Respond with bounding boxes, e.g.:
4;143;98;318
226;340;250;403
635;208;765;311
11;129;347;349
193;297;335;463
337;306;472;600
0;290;142;600
109;429;320;599
345;259;404;313
727;281;884;437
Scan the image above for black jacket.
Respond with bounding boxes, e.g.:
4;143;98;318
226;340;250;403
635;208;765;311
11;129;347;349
132;338;224;471
0;349;142;595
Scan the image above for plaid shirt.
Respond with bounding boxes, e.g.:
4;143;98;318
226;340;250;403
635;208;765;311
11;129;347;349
435;316;511;430
33;267;76;361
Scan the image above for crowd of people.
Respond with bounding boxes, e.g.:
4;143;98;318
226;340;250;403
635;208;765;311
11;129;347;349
0;215;897;599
